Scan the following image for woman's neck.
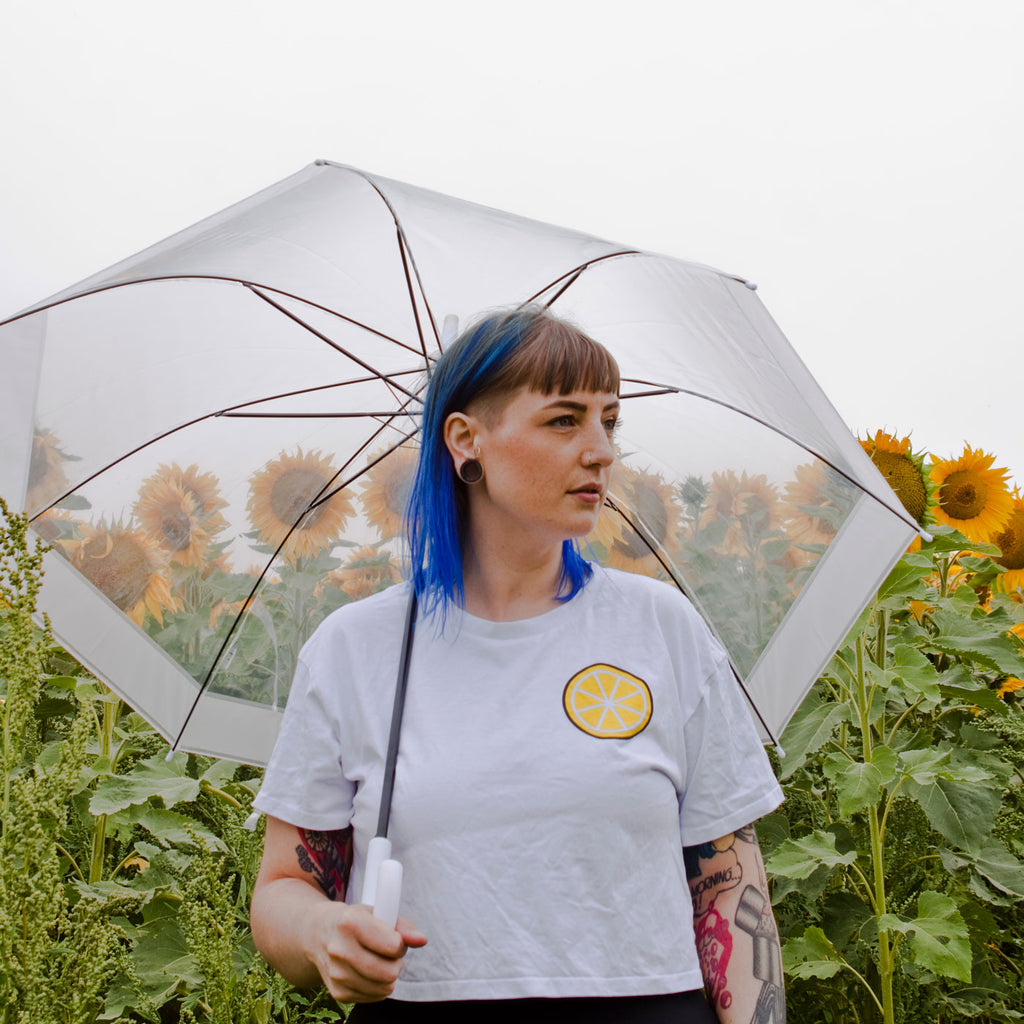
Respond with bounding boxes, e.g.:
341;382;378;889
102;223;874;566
460;534;566;622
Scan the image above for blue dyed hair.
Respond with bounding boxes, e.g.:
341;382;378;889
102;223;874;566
406;306;619;624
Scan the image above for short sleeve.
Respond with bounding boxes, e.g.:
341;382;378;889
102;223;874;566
678;653;784;845
251;635;356;831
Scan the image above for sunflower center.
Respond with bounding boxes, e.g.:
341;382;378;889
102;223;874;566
871;451;928;524
160;508;195;551
384;468;413;517
271;469;329;531
939;470;988;521
995;511;1024;570
81;533;154;611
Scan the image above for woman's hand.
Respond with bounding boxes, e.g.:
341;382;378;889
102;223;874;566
251;816;427;1001
305;901;428;1003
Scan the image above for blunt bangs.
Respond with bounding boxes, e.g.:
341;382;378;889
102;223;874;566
406;307;619;626
473;315;620;413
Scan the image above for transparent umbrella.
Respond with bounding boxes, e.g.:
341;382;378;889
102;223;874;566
0;160;921;765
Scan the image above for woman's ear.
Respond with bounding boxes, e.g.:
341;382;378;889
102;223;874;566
443;411;479;465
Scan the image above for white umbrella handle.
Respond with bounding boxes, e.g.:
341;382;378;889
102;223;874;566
361;835;402;928
372;858;403;929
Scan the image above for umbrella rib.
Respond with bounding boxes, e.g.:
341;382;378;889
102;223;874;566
27;374;422;523
1;276;426;359
521;250;641;307
339;168;440;359
247;286;422;403
616;380;923;535
603;498;778;746
169;416;423;754
222;411;422;419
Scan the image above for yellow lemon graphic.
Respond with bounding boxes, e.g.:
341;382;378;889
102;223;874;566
563;664;652;739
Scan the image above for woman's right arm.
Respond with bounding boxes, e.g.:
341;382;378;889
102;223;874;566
250;815;427;1002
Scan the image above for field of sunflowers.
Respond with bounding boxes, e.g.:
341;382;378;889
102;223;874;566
2;431;1023;1023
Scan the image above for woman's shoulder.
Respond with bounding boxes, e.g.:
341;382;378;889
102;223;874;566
303;582;411;654
587;566;720;649
588;564;696;612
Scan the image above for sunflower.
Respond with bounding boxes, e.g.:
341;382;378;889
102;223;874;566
781;462;839;567
860;431;932;529
992;489;1024;595
997;677;1024;699
929;445;1013;544
136;463;230;567
358;445;419;539
602;464;680;576
60;521;179;626
136;477;206;566
26;429;71;513
702;470;781;556
247;448;354;562
318;545;402;601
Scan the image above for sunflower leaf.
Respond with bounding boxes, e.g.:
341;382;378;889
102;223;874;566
881;892;971;982
781;926;847;980
823;754;884;816
90;753;202;815
892;643;941;703
904;775;1001;852
940;838;1024;898
778;698;851;778
766;829;858;879
923;525;1000;556
878;554;933;602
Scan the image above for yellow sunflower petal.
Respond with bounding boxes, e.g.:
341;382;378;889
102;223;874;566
67;522;180;626
993;490;1024;595
929;444;1013;544
358;446;418;540
247;448;354;563
602;464;679;576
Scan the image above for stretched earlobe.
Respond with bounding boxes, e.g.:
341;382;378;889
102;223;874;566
458;458;484;484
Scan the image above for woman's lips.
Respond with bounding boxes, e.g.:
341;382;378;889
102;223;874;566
570;485;604;504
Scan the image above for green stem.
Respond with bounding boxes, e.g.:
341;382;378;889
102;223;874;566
201;782;243;809
868;800;895;1024
857;633;893;1022
88;696;121;884
840;961;886;1018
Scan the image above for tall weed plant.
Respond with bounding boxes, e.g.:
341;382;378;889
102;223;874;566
0;499;339;1022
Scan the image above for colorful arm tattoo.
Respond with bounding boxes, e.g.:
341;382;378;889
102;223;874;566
684;827;786;1024
296;826;354;901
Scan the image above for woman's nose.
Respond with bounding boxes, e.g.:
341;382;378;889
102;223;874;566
582;429;615;466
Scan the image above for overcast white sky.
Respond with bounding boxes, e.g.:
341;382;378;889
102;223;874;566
3;0;1021;486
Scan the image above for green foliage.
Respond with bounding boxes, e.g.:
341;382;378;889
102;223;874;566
0;498;140;1023
0;499;341;1023
769;526;1024;1023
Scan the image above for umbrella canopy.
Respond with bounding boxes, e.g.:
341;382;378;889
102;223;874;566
0;160;920;764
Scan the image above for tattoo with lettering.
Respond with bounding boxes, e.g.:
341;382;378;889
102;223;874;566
685;827;786;1023
296;826;353;901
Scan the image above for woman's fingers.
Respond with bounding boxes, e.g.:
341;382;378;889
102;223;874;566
313;903;426;1003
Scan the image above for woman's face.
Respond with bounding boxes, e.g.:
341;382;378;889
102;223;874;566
456;386;620;547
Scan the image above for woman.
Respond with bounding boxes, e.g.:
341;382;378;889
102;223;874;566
250;308;785;1023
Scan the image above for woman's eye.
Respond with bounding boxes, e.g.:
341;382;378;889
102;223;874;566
551;415;576;427
604;417;620;433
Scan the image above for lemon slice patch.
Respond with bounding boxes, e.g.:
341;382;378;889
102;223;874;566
563;663;652;739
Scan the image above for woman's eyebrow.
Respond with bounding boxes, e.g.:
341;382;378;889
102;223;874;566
540;399;621;413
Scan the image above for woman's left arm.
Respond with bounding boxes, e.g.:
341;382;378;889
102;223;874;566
684;824;786;1024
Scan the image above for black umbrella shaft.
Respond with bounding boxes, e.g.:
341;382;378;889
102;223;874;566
376;590;418;838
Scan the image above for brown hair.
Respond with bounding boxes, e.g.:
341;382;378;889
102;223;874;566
468;306;619;420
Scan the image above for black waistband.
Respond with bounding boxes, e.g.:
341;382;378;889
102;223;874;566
346;989;715;1024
